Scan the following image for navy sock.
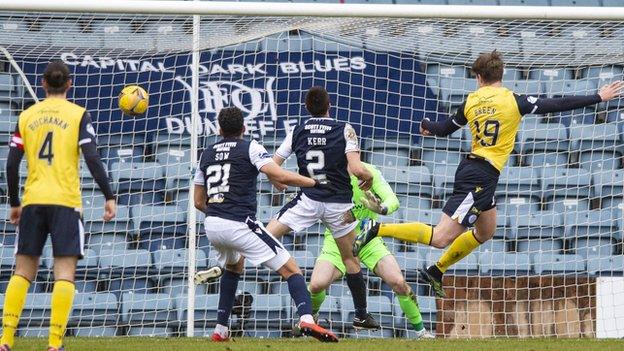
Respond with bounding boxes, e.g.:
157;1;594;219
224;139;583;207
346;271;368;319
287;273;312;317
217;270;240;326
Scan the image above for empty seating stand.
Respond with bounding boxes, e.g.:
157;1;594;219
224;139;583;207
99;249;156;296
564;210;617;258
136;205;187;251
69;293;119;337
532;253;586;275
510;212;565;253
111;162;165;206
121;293;177;336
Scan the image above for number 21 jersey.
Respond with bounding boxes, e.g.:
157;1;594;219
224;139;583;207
276;118;359;203
194;138;272;222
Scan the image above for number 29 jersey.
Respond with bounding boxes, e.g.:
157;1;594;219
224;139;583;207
453;86;522;172
276;117;359;204
194;138;272;222
13;97;93;209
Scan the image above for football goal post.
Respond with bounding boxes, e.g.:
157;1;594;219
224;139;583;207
1;0;624;339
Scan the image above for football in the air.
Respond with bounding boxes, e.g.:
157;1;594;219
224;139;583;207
118;85;149;116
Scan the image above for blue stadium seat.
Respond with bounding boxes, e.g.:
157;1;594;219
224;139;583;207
93;21;148;49
136;205;187;251
0;20;29;47
70;293;119;337
604;0;624;6
551;0;601;6
176;293;218;334
394;251;428;280
569;123;621;152
84;206;133;253
122;293;176;336
497;167;540;201
605;110;624;123
83;190;107;210
475;239;508;253
381;166;432;198
237;280;265;295
291;250;316;272
578;150;621;173
15;293;52;336
0;246;45;293
510;212;565;253
532;253;585;275
593;169;624;200
397;195;432;211
479;253;532;276
502;80;542;96
153;249;208;296
581;66;624;88
497;199;539;219
543;80;597;100
0;74;15;106
0;206;18;245
365;137;412;167
587;256;624;276
528;68;574;81
162;163;193;194
0;101;17;133
425;64;467;96
42;248;99;293
342;296;394;334
517;123;568;154
426;251;478;275
439;78;478;108
99;249;156;295
395;0;447;3
424;158;461;194
548;198;591;213
503;67;523;81
316;295;343;330
565;210;617;239
256;205;279;223
402;209;442;227
521;33;573;61
540;167;592;203
250;295;288;328
111;162;165;206
524;152;569;168
500;0;548;3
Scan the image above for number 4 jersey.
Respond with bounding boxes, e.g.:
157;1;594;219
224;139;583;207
276;117;359;203
11;97;96;208
195;138;272;222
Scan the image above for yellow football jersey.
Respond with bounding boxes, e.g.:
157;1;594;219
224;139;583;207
17;97;86;208
460;86;522;171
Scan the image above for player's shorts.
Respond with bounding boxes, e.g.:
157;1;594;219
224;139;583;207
442;154;500;227
276;193;357;239
317;233;391;275
16;205;85;258
204;216;291;271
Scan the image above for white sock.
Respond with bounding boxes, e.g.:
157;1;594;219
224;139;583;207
214;323;229;336
300;314;314;324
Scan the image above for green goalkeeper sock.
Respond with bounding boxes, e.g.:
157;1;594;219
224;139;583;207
309;289;326;315
397;294;424;331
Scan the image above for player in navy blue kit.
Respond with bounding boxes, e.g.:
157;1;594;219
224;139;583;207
194;107;338;342
265;86;379;330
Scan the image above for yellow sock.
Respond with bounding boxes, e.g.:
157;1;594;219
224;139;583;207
48;280;75;349
378;222;433;245
1;275;30;348
435;230;481;273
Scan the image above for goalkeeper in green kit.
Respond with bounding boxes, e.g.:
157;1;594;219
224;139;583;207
308;162;434;338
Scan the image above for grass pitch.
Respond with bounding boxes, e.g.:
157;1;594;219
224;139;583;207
14;338;624;351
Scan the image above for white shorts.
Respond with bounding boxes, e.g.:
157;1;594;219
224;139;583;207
204;216;291;271
276;193;357;239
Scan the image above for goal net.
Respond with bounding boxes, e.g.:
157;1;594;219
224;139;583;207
0;2;623;339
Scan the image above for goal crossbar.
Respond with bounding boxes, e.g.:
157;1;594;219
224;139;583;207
2;0;624;20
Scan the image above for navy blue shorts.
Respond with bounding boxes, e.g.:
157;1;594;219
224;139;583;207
442;156;500;227
17;205;85;259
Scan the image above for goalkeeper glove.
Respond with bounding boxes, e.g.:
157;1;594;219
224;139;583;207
360;190;388;215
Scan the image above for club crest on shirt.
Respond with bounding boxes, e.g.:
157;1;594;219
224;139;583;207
208;193;225;204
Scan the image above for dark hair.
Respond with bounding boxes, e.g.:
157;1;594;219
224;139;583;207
43;60;71;94
305;86;330;117
218;107;245;138
471;50;504;84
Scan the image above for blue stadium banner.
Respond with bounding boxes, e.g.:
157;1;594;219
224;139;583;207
19;50;437;139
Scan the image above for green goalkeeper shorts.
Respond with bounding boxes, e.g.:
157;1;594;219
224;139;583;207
316;231;391;275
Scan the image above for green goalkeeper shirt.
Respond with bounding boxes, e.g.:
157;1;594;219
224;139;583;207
323;162;399;237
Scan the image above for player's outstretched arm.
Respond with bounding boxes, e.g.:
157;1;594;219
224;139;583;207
517;81;624;115
362;165;400;216
6;130;24;224
193;185;208;213
260;161;316;188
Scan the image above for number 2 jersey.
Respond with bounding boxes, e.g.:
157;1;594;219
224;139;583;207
11;97;96;208
194;138;272;222
276;117;359;204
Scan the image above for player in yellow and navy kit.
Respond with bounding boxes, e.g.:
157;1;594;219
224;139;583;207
1;61;116;351
354;51;624;297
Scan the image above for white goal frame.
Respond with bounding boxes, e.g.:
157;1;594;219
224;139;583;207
2;0;624;338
